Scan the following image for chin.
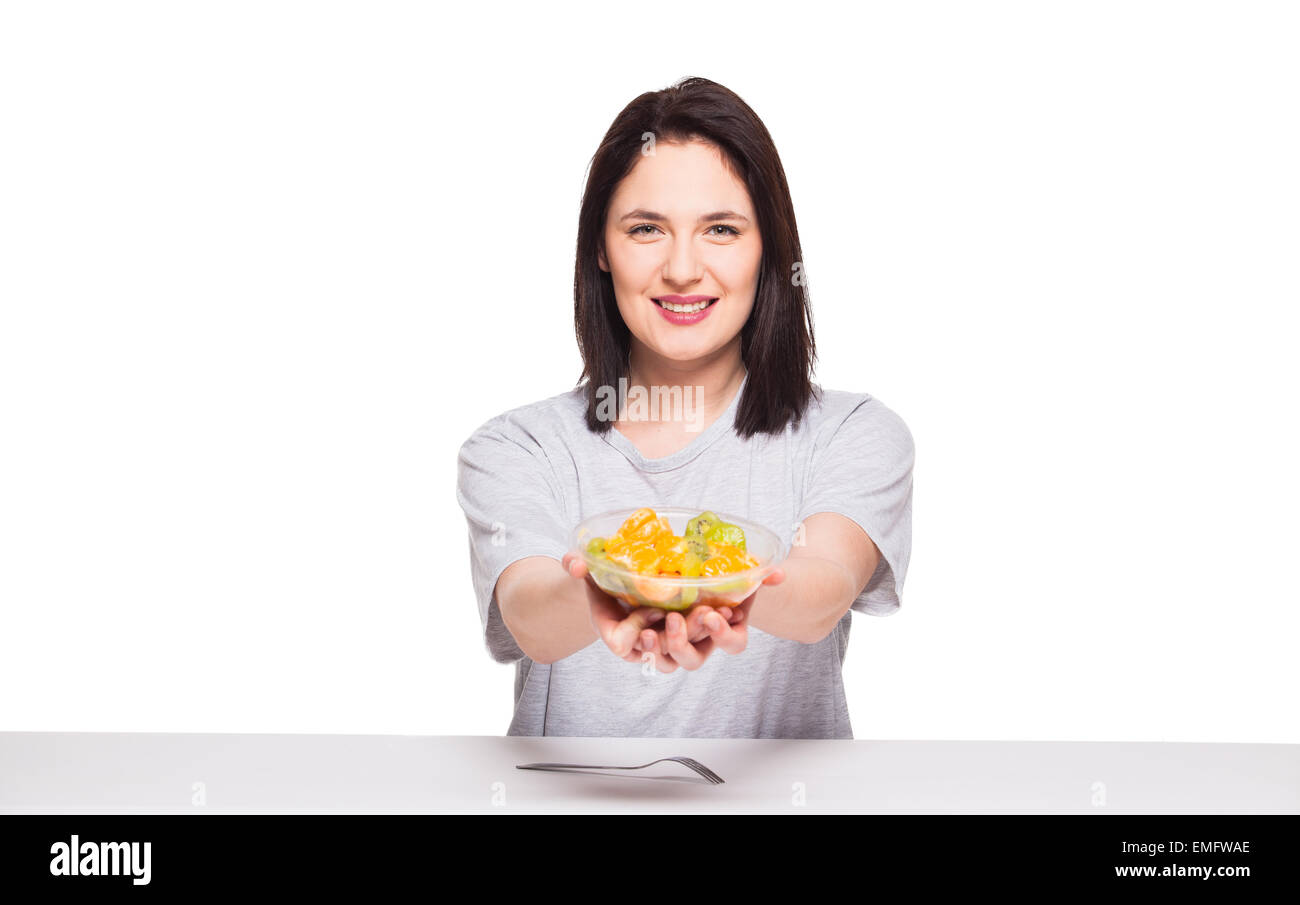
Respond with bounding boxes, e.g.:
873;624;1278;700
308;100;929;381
647;337;725;364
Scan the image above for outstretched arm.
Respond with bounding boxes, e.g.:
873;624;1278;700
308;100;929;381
746;512;881;644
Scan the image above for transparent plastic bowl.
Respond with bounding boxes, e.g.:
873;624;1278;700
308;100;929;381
571;507;786;611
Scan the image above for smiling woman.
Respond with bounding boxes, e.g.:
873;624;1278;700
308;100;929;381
456;77;915;739
575;81;815;438
597;143;761;357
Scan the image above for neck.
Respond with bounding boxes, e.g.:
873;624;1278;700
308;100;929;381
624;337;747;426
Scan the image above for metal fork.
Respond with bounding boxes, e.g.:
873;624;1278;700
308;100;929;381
516;755;724;784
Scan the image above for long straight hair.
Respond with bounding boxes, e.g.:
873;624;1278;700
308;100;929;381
573;77;816;438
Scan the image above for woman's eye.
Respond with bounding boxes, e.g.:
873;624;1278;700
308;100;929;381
628;223;739;237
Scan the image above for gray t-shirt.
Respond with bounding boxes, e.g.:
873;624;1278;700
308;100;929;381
455;375;914;738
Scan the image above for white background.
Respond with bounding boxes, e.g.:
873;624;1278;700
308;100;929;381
2;1;1296;742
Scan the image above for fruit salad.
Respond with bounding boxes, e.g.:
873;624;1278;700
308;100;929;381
584;507;760;607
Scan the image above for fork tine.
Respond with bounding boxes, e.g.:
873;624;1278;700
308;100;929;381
682;758;725;784
650;757;713;780
691;762;725;784
649;757;719;782
675;763;717;783
671;756;724;784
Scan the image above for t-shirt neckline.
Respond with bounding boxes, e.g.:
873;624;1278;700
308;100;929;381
600;372;747;473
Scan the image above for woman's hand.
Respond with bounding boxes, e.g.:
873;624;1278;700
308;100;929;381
631;601;747;672
562;552;785;672
561;552;668;665
633;567;784;671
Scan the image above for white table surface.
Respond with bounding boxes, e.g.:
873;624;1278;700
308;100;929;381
1;732;1296;814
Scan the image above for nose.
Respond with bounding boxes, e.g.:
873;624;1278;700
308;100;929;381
660;233;703;287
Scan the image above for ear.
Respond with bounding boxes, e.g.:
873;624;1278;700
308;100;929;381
597;243;609;272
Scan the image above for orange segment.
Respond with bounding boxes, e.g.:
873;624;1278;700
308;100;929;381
633;575;678;603
627;515;671;542
618;508;658;537
700;557;730;577
607;541;660;574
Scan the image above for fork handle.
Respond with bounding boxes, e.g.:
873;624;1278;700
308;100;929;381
517;762;635;771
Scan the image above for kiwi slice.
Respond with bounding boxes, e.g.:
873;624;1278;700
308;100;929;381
683;533;708;557
677;531;708;604
686;510;721;537
681;548;705;577
705;522;747;551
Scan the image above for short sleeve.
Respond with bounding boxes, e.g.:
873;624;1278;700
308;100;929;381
796;399;915;616
456;417;572;662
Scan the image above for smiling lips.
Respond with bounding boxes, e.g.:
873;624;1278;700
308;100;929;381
653;294;718;324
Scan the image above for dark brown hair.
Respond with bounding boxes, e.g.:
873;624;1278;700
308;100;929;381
573;76;816;438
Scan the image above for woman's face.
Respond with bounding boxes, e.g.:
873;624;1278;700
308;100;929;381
599;140;762;367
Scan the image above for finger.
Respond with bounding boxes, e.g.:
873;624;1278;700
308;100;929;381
715;605;743;625
702;609;748;655
561;552;582;578
609;608;665;659
763;566;785;586
636;624;669;653
633;610;666;649
594;601;658;659
639;625;676;656
623;634;672;669
664;611;711;670
684;605;718;642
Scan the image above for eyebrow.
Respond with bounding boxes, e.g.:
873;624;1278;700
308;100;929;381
619;208;751;224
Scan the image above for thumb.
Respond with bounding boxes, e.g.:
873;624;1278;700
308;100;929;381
561;553;589;579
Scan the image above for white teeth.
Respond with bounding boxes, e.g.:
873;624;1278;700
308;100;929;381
660;300;712;313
